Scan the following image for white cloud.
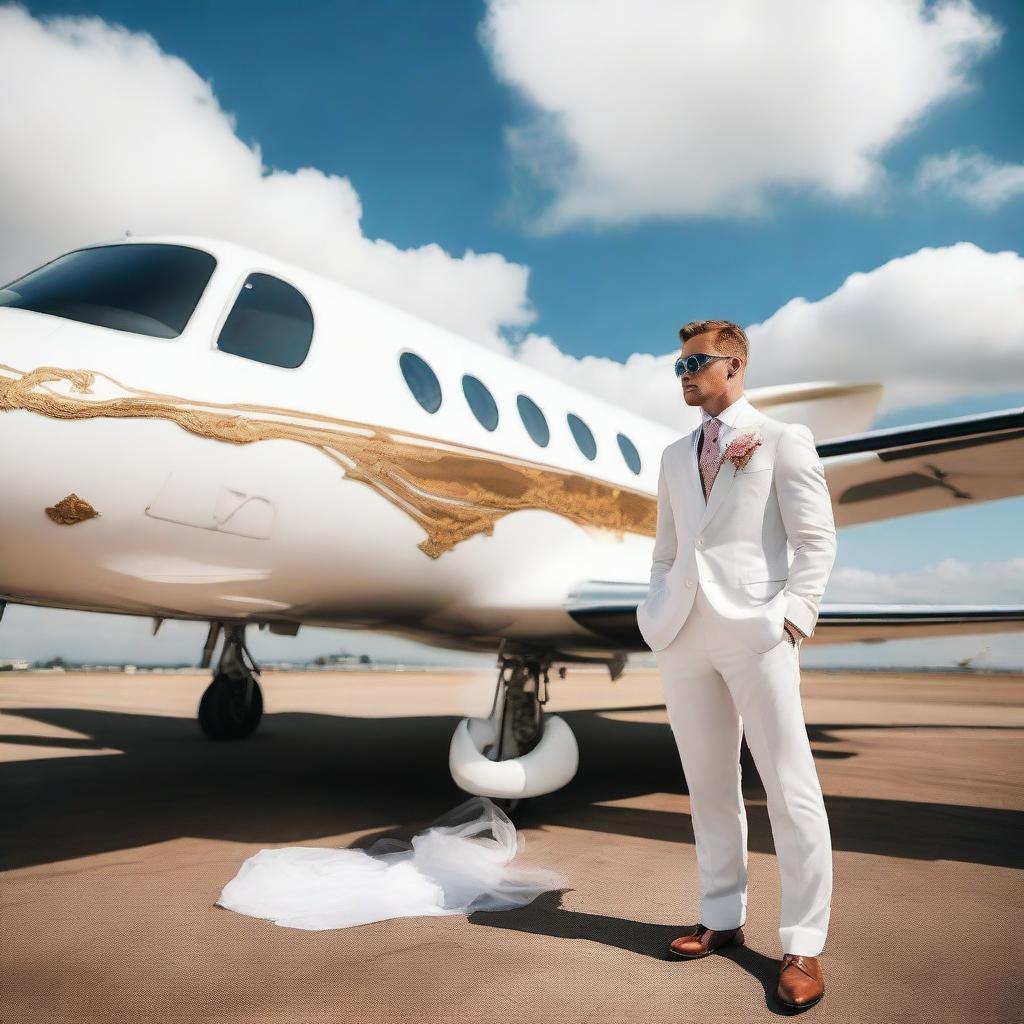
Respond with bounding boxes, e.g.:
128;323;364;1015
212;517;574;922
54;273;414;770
827;557;1024;604
0;4;534;349
509;242;1024;426
480;0;1002;231
742;242;1024;413
1;6;1021;433
914;148;1024;211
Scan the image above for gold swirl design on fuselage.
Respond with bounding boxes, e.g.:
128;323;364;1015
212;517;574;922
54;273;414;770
45;492;100;524
0;364;657;558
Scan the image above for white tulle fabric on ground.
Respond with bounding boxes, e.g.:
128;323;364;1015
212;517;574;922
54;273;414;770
215;795;569;930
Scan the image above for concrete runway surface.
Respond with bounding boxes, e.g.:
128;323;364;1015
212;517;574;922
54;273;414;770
1;664;1021;1023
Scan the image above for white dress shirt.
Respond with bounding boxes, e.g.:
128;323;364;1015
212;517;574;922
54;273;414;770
693;392;754;460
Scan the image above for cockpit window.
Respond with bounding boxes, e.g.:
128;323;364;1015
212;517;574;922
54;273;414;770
0;243;216;338
216;272;314;369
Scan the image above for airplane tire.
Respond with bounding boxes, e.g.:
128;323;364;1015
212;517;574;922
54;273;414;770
198;673;263;739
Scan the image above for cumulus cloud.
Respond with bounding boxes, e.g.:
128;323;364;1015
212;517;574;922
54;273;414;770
511;242;1024;426
827;557;1024;604
914;148;1024;211
742;242;1024;413
480;0;1002;231
0;4;534;349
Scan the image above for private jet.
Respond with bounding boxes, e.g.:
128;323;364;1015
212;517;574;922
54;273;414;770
2;235;1022;806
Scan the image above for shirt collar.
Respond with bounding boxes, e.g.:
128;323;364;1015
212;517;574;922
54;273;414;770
701;393;750;429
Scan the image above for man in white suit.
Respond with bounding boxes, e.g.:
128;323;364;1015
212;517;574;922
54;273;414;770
636;319;837;1010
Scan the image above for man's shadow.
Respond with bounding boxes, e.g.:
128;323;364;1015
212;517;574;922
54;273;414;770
469;890;800;1013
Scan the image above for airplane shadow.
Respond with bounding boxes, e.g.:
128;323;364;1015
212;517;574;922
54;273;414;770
0;703;1020;874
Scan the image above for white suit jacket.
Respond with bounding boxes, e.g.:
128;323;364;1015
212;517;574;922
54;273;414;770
636;400;837;654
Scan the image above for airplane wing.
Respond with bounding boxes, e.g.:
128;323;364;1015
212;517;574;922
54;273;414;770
562;406;1024;652
819;405;1024;527
563;582;1024;651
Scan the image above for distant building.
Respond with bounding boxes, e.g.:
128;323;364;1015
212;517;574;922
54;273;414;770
312;652;373;669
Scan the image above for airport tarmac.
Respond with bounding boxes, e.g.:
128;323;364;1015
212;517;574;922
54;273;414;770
1;664;1021;1023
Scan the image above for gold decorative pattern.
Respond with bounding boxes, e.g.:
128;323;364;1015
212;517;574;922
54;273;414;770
1;364;657;558
45;492;100;525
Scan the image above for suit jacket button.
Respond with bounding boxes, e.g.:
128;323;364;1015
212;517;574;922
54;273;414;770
685;579;694;587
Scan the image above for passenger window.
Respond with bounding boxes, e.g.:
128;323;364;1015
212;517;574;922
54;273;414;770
567;412;597;460
517;394;550;447
216;273;313;368
617;432;642;474
399;351;442;413
462;374;498;431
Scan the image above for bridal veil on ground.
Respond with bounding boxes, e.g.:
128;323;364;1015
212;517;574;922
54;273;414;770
215;795;570;930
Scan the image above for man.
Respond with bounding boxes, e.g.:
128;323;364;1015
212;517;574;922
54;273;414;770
636;319;837;1010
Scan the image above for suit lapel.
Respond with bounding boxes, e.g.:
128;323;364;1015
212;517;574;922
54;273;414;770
684;426;704;524
692;403;765;532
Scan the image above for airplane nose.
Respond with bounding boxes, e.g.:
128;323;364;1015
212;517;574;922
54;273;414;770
0;319;109;611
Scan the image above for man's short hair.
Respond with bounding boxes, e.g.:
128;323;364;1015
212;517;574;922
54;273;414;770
678;319;749;363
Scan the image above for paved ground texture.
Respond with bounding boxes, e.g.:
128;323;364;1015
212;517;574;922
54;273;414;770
1;665;1021;1023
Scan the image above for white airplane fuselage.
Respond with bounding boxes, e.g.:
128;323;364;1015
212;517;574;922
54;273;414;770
0;235;675;654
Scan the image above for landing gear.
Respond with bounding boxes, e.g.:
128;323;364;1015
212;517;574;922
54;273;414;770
486;659;546;815
491;660;545;751
198;623;263;739
448;651;580;809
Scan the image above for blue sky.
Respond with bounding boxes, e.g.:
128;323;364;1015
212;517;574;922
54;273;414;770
1;0;1022;669
17;0;1024;371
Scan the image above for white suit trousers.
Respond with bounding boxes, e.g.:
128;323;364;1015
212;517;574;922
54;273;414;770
655;583;833;956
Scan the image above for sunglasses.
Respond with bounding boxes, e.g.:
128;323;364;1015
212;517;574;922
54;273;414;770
674;352;732;378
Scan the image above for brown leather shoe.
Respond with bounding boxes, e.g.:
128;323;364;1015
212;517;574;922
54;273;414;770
667;922;744;959
776;953;825;1009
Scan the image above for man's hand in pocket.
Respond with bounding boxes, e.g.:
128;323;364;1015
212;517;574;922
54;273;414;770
784;618;805;646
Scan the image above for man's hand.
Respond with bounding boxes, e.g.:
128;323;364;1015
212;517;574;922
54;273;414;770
784;618;806;646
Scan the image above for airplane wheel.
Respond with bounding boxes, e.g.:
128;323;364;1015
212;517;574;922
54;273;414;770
198;672;263;739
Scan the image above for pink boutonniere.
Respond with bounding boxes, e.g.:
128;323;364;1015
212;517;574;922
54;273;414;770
723;430;763;470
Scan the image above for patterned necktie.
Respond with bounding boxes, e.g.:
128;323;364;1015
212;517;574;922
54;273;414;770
699;416;723;501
